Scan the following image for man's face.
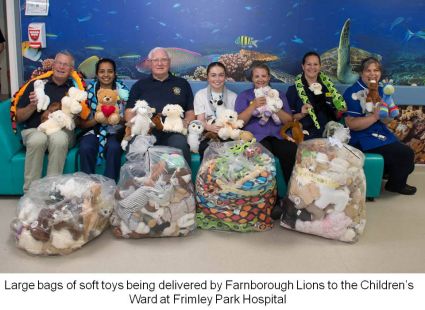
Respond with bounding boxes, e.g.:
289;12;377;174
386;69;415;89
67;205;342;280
149;49;170;78
52;54;74;83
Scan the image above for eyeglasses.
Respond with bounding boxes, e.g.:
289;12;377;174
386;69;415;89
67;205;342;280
54;61;73;68
149;58;170;64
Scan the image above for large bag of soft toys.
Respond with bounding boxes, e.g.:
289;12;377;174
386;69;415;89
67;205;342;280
11;173;116;255
111;135;196;238
196;140;277;232
280;122;366;243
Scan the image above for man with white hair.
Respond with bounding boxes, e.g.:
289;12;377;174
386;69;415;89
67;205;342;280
125;47;195;164
16;50;77;192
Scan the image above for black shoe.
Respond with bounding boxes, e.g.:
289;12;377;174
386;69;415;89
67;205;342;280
386;184;417;195
270;203;283;220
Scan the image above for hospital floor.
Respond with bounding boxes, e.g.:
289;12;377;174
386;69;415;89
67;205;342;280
0;166;423;273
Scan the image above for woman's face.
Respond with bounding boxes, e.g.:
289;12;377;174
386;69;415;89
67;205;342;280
252;68;271;89
97;61;115;88
207;65;226;92
361;62;382;85
302;55;321;81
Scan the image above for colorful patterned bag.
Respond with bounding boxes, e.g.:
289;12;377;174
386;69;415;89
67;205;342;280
196;140;277;232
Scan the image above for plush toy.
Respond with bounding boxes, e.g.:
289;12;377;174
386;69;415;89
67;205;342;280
121;100;156;150
40;101;62;123
252;86;283;125
215;108;244;140
351;89;371;113
34;79;50;112
187;120;204;153
61;87;86;116
151;113;164;132
382;80;399;118
309;82;322;95
37;110;74;135
280;119;308;144
239;130;254;142
94;88;120;125
162;104;187;134
366;80;391;119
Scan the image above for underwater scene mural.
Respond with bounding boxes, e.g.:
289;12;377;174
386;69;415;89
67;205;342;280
19;0;425;85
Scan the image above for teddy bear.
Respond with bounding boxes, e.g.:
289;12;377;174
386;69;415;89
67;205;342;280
187;120;204;153
252;86;283;125
121;100;156;151
162;104;187;134
309;82;322;95
61;87;86;116
40;101;62;123
37;110;74;135
280;119;309;144
34;79;50;112
366;80;392;119
94;88;120;125
351;89;371;113
215;108;244;140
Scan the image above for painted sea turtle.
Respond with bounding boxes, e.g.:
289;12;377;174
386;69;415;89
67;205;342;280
320;19;382;84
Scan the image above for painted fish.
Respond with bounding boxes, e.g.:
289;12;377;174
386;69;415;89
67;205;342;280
118;54;141;59
291;35;304;44
78;55;100;78
136;47;217;73
85;46;104;51
21;41;41;61
77;13;92;22
405;29;425;41
46;33;58;38
390;17;404;31
235;35;258;48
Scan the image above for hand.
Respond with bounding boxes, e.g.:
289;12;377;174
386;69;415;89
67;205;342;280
206;123;221;133
29;91;38;108
301;103;313;114
251;96;267;108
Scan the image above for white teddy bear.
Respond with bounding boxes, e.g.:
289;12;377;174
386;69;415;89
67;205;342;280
187;120;204;153
309;82;323;95
253;86;283;125
162;104;187;135
34;80;50;112
37;110;74;135
351;89;373;114
215;109;244;140
60;87;87;130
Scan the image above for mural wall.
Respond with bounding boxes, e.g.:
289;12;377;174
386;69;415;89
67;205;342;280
19;0;425;85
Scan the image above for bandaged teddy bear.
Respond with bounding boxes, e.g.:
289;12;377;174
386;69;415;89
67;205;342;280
94;88;120;125
215;108;244;140
187;120;204;153
34;79;50;112
252;86;283;125
162;104;187;135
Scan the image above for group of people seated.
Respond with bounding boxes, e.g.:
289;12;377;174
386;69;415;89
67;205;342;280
15;47;416;198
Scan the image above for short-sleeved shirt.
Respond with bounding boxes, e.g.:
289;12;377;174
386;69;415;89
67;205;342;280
17;77;74;129
286;83;337;139
235;87;292;142
343;79;397;151
193;87;237;120
126;74;194;113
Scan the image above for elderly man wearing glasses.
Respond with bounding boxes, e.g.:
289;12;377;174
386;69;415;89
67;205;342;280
125;47;195;164
16;50;77;192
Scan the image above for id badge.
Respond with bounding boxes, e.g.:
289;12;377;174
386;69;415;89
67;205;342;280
372;132;387;141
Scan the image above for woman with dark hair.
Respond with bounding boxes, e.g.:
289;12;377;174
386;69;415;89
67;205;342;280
343;57;416;195
193;61;238;158
235;63;297;203
286;51;346;139
78;58;129;181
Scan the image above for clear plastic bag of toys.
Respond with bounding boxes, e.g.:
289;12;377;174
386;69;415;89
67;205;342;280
280;137;366;243
112;136;196;238
195;140;277;232
10;173;116;255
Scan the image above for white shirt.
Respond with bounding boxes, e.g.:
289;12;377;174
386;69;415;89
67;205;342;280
193;87;237;121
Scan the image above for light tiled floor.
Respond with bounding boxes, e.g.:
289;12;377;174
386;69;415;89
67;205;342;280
0;167;423;273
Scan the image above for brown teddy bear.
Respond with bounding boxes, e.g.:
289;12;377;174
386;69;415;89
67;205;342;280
94;88;120;125
366;80;381;104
